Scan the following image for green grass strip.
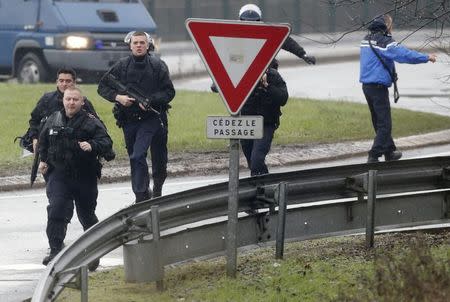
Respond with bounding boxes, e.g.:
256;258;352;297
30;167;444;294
1;83;450;173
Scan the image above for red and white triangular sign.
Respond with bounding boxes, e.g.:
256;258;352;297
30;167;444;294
186;18;291;115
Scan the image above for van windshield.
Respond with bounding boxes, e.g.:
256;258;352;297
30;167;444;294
55;0;138;3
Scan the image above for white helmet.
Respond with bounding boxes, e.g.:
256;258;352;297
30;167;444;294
124;31;153;45
239;4;262;21
124;31;154;51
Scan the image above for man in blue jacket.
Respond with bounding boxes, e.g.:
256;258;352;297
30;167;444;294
360;14;436;163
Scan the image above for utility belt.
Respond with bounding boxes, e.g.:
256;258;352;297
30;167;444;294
363;83;388;89
113;103;168;128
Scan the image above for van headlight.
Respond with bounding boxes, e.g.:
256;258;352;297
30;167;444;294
57;35;92;49
66;36;90;49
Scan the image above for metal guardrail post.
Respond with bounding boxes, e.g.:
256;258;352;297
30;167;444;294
366;170;377;249
443;192;449;219
150;205;164;291
227;138;240;278
60;265;89;302
275;182;288;259
80;266;88;302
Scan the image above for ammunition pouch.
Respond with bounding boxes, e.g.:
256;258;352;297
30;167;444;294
14;128;34;153
102;148;116;162
48;126;76;163
96;159;103;179
112;104;126;128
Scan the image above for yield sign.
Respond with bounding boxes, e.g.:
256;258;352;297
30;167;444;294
186;18;291;115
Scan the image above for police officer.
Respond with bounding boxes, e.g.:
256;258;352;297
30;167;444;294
239;4;316;68
29;67;98;153
241;68;289;175
360;15;437;163
97;31;175;202
211;4;315;93
38;87;113;269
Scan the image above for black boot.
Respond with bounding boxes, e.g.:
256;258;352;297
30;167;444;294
42;248;61;265
367;155;379;163
135;189;152;203
152;184;162;198
385;150;402;161
88;259;100;272
152;178;165;198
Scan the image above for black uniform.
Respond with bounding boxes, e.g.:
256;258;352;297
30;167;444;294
270;36;312;69
29;89;98;140
240;68;288;176
39;109;113;257
97;54;175;201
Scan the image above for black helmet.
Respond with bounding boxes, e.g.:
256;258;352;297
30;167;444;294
239;4;262;21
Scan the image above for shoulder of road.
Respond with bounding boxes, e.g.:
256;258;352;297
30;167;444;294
2;129;450;192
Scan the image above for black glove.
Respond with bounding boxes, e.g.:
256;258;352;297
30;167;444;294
302;55;316;65
211;83;219;93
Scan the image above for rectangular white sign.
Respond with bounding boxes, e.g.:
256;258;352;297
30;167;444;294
206;116;263;139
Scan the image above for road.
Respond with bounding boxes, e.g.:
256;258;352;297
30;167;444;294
2;58;449;301
174;58;450;116
0;174;229;302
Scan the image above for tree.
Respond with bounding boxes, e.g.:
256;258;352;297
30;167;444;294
319;1;447;44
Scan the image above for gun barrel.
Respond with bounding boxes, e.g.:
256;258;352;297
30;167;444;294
30;156;39;187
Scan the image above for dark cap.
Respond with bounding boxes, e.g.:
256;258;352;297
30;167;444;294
368;15;387;33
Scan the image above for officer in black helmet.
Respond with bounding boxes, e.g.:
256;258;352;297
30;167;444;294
210;4;316;93
239;3;316;67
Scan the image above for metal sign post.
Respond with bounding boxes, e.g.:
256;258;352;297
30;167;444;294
226;138;240;277
186;18;290;278
206;115;263;278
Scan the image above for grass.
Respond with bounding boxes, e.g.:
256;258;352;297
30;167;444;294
1;83;450;174
56;231;450;302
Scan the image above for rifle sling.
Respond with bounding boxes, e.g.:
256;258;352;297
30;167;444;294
368;36;400;103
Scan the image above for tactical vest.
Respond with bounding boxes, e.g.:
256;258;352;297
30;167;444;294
46;112;82;176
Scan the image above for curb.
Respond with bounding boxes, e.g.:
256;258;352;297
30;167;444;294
2;129;450;192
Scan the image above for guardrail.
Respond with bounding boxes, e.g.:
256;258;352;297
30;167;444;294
32;156;450;301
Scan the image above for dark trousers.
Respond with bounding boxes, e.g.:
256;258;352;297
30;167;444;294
241;125;276;176
46;169;99;252
363;84;396;158
123;117;168;197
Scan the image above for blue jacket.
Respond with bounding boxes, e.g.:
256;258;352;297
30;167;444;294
359;32;428;87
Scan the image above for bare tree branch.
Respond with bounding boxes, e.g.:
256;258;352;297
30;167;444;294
282;0;450;47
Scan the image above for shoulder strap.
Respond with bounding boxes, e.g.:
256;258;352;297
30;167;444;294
368;36;400;102
147;55;162;77
69;111;89;131
120;57;130;82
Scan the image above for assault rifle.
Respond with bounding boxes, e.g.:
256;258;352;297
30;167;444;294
29;116;48;187
30;144;39;187
105;74;160;114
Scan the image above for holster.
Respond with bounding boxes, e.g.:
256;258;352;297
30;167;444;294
96;160;103;179
112;104;125;128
